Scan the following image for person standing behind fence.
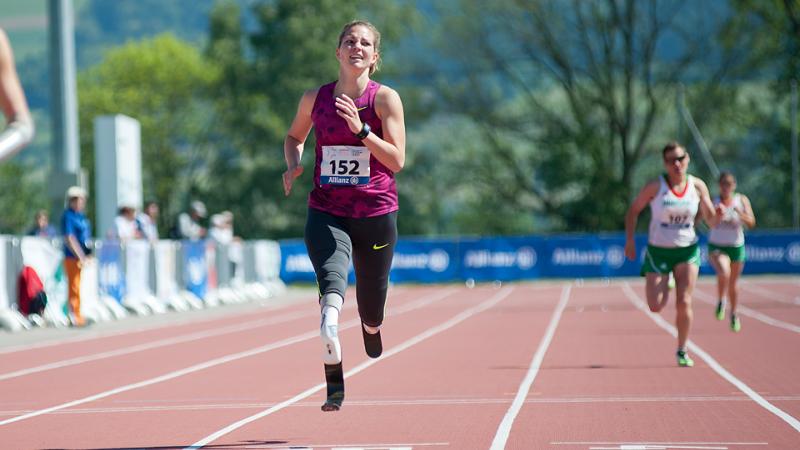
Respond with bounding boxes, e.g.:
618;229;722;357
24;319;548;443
210;211;241;277
282;20;406;411
61;186;92;327
177;200;207;240
708;172;756;332
0;27;34;162
624;142;718;367
27;210;57;238
137;200;159;242
112;205;143;243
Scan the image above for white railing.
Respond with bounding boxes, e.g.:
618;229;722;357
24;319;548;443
0;236;285;332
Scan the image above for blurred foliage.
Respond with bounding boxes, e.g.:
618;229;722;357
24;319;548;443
409;0;733;233
0;162;48;234
6;0;800;238
77;34;219;235
706;0;800;228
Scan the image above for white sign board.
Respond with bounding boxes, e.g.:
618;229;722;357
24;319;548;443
94;115;142;238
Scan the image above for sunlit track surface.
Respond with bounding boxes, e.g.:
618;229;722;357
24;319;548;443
0;279;798;449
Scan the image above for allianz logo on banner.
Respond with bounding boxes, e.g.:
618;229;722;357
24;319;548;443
551;245;626;268
187;259;207;284
286;253;315;273
747;242;800;265
464;247;536;270
284;250;452;273
393;249;450;272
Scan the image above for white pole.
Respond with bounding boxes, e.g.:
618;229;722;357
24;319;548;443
678;85;720;179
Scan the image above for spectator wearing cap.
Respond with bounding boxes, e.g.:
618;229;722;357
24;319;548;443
209;211;234;245
177;200;207;240
60;186;92;327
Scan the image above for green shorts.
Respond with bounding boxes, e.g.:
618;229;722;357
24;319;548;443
708;243;746;263
641;244;700;275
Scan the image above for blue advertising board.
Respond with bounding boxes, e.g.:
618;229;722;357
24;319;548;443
97;240;125;302
279;231;800;284
182;240;208;299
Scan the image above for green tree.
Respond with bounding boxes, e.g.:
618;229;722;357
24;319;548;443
77;34;219;234
414;0;732;233
710;0;800;228
0;162;48;234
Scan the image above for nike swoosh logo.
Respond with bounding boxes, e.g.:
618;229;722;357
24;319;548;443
357;106;367;111
372;243;389;250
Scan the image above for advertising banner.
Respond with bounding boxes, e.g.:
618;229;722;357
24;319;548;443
97;240;125;302
279;231;800;284
391;238;459;283
154;240;179;300
460;236;542;282
279;240;315;284
125;240;151;298
183;240;207;299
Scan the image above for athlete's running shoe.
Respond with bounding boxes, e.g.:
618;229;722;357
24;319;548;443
715;300;725;321
322;362;344;412
362;324;383;358
730;314;741;333
676;349;694;367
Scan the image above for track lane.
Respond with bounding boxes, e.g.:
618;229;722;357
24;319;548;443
1;280;798;449
502;282;800;449
0;285;463;448
185;284;565;450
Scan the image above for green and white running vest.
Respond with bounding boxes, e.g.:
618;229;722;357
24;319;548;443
709;194;745;247
648;175;700;248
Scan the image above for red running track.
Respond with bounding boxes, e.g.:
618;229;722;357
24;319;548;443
0;278;798;449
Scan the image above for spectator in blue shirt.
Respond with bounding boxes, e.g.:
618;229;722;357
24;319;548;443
26;210;57;238
61;186;92;327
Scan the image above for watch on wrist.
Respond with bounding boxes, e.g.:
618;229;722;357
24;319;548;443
355;122;371;140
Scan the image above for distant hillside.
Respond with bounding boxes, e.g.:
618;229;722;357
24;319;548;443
0;0;47;61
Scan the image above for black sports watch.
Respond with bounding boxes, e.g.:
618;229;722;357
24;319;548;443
355;122;371;140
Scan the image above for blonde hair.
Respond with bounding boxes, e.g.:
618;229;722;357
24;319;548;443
338;20;382;75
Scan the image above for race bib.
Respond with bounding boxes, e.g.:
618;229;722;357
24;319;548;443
660;213;691;229
321;145;371;186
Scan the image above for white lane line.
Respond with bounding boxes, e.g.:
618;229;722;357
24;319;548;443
182;443;446;450
489;285;571;450
0;288;437;355
622;282;800;433
0;309;312;381
553;442;767;448
185;286;517;449
0;301;299;355
589;446;727;450
5;394;800;416
693;289;800;333
0;288;458;427
740;283;800;306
